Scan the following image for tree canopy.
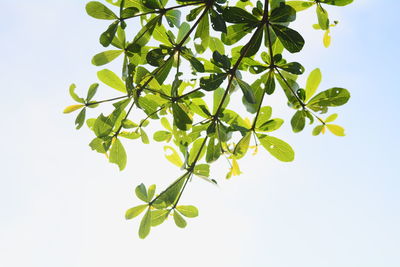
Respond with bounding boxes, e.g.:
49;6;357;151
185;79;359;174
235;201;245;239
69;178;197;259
64;0;353;238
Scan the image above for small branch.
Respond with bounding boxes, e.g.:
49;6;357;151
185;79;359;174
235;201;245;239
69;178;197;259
86;95;129;106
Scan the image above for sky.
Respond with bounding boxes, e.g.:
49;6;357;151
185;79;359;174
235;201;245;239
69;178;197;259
0;0;399;266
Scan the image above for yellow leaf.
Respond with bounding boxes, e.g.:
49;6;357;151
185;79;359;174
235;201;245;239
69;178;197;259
327;124;345;136
63;104;84;114
323;30;331;48
164;146;183;167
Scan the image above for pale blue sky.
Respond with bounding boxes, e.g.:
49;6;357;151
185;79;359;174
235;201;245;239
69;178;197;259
0;0;399;266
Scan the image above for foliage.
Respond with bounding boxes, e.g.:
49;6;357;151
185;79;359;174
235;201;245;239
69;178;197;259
64;0;353;238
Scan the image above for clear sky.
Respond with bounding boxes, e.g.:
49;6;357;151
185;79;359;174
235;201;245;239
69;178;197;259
0;0;399;266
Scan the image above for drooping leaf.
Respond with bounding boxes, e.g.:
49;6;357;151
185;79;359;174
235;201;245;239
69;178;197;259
138;209;152;239
173;210;187;228
109;138;127;171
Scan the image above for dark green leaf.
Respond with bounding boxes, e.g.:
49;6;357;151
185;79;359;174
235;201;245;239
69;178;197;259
271;24;305;53
236;78;256;104
270;4;296;23
100;21;119;47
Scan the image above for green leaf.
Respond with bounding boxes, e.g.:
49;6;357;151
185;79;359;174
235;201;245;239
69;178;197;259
286;1;315;11
270;4;296;23
135;183;149;202
327;124;345;136
92;50;123;66
291;110;306;133
188;138;206;165
176;22;191;44
166;10;181;27
317;5;329;30
307;87;350;112
86;83;99;102
305;68;322;101
100;21;119;47
222;24;252;45
176;205;199;218
140;128;150;144
75;108;86;129
257;134;295;162
125;204;148;219
164;146;184;167
271;24;305;53
138;209;152;239
63;104;84;114
200;73;227;91
325;113;338;123
222;7;259;24
93;114;113;137
69;84;85;103
193;164;210;178
240;26;263;57
255;106;272;129
257;118;284;132
147;184;156;201
236;78;256;104
97;69;127;93
234;132;251;159
279;62;304;75
153;131;172;142
172;103;192;131
86;1;118;20
321;0;353;6
109;138;127;171
173;211;187;228
151;210;169;226
312;125;324;136
121;7;140;19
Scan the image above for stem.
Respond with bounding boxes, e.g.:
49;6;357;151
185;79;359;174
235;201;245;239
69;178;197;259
86;95;129;106
175;87;202;100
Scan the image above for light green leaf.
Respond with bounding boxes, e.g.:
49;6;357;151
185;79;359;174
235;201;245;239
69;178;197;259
164;146;183;167
151;210;169;227
97;69;127;93
305;68;322;101
69;84;85;103
92;50;123;66
125;204;148;220
173;211;187;228
176;205;199;218
138;209;152;239
325;113;338;123
109;138;127;171
86;1;118;20
63;104;84;114
234;132;251;159
257;134;295;162
327;124;345;136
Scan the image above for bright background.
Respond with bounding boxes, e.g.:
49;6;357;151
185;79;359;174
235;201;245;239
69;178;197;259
1;0;399;266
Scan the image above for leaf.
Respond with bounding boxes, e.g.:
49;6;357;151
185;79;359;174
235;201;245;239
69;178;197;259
100;21;119;47
109;138;127;171
327;124;345;136
151;210;169;226
92;50;123;66
86;83;99;102
291;110;306;133
200;73;227;92
172;103;192;131
325;113;338;123
138;209;152;239
317;5;329;30
176;22;191;44
286;1;315;11
164;146;184;167
270;4;296;23
236;78;256;104
193;164;210;178
271;24;305;53
125;204;148;219
173;211;187;228
323;29;331;48
257;119;284;132
321;0;353;6
222;7;259;24
97;69;126;93
69;84;85;103
75;108;86;129
135;183;149;202
188;138;206;165
312;125;324;136
63;104;84;114
307;87;350;112
222;24;252;45
240;26;263;57
257;134;295;162
176;205;199;218
233;132;251;159
140;128;150;144
255;106;272;129
147;184;156;201
279;62;305;75
166;10;181;27
86;1;118;20
305;68;322;101
153;131;172;142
